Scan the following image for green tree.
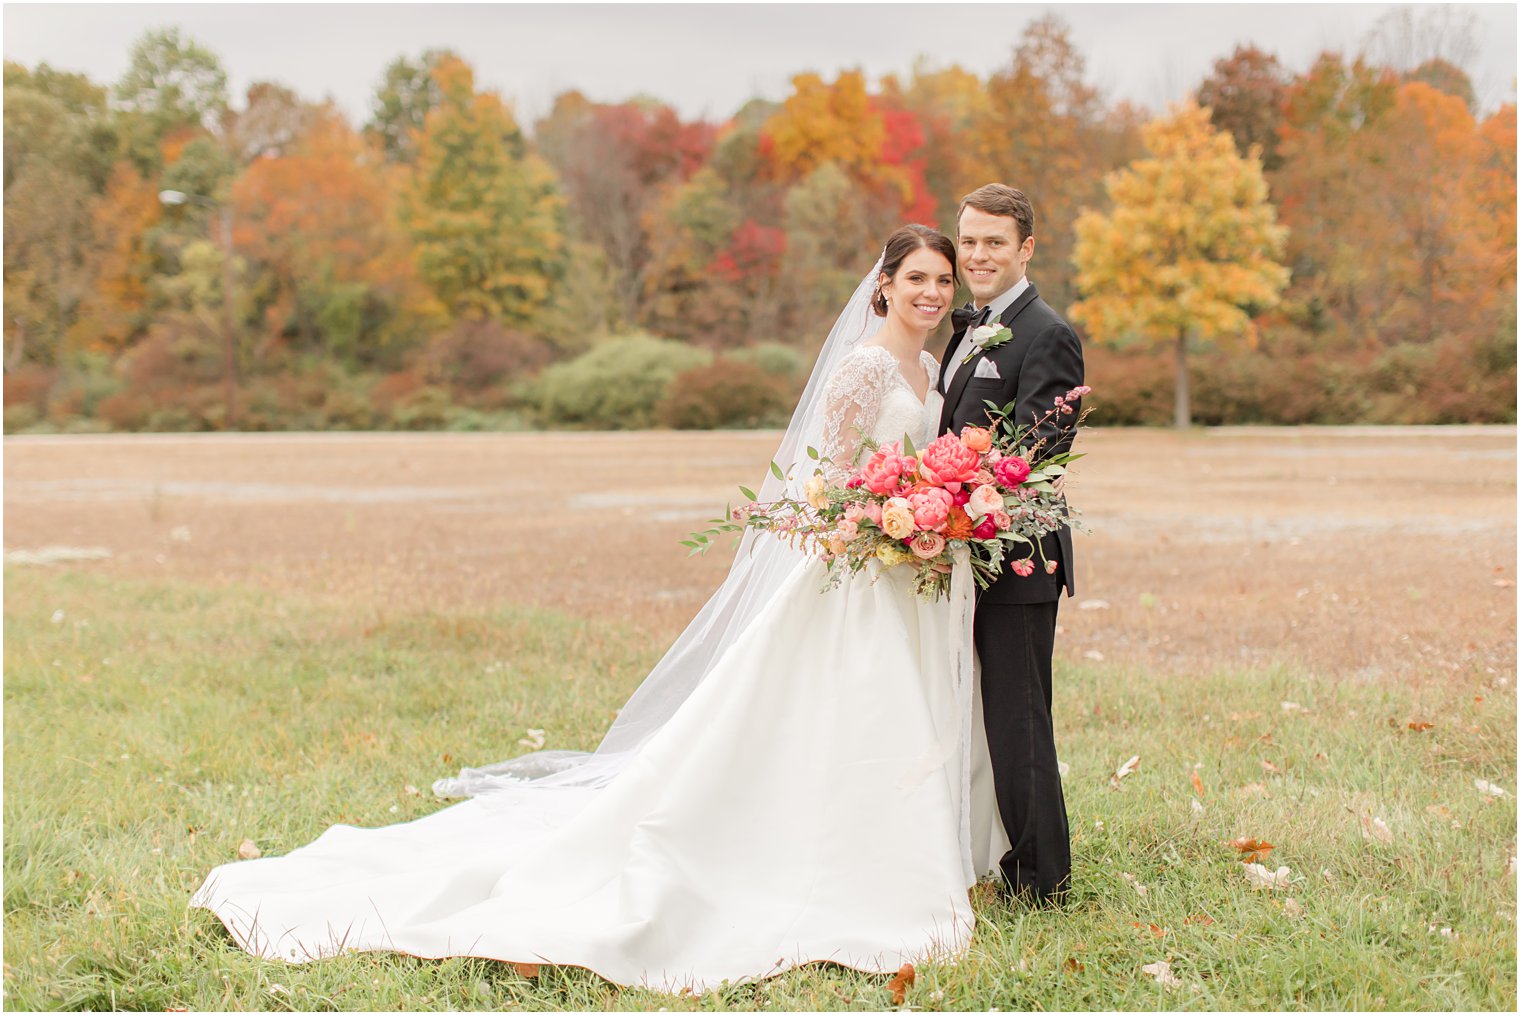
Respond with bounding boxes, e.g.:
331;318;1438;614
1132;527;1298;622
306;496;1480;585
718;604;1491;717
113;28;229;172
1071;102;1290;428
398;55;565;325
364;49;457;164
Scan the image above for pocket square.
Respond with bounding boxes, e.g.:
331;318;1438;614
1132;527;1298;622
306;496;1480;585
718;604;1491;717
973;359;1002;380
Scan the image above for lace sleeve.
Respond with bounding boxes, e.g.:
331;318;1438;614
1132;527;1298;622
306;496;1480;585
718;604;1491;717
817;347;893;478
921;350;941;394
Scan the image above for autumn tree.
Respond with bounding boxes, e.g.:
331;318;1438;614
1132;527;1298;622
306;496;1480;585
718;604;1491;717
965;15;1117;311
233;110;426;366
67;163;163;354
1195;46;1289;170
534;92;715;327
1071;101;1290;427
398;55;565;326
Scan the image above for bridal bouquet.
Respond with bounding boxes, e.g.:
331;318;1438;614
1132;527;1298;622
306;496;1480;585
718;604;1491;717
687;386;1092;601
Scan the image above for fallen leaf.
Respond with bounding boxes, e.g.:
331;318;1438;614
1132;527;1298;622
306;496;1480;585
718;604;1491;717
1057;760;1071;777
1238;782;1269;797
886;962;915;1005
1229;837;1275;863
403;784;420;796
1280;701;1304;713
1131;921;1167;937
1120;872;1149;897
1191;769;1205;798
517;728;547;750
1183;913;1215;926
1078;599;1110;610
1064;957;1084;974
1260;759;1282;774
1407;721;1434;732
511;962;540;978
236;839;261;860
1109;754;1140;789
1426;804;1453;818
1360;815;1394;844
1243;863;1292;890
1191;799;1206;816
1141;960;1183;988
1084;649;1106;661
1474;779;1506;797
1283;897;1304;919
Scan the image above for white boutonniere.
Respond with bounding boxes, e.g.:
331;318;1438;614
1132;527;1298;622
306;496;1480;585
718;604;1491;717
962;323;1013;363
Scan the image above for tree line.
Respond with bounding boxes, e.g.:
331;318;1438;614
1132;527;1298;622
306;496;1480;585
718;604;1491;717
4;10;1514;433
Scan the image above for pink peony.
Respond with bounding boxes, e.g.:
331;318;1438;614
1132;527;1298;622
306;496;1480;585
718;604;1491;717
910;530;947;559
863;501;883;528
966;483;1005;519
972;517;997;540
859;444;913;496
907;487;954;532
994;455;1031;488
918;433;981;488
991;508;1012;531
1010;558;1036;577
836;519;860;541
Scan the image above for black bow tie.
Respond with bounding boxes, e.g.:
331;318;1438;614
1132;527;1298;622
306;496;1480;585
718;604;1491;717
951;304;991;332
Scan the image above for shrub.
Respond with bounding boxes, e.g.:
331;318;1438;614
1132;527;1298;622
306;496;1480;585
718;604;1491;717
729;342;808;381
537;334;712;429
657;358;794;429
415;319;554;393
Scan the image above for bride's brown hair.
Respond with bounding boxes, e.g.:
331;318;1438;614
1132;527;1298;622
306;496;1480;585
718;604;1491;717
871;224;957;317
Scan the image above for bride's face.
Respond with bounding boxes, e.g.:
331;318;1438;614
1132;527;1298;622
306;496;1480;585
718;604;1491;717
880;248;954;331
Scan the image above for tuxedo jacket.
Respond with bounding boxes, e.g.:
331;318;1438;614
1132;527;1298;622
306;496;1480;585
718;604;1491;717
937;282;1084;605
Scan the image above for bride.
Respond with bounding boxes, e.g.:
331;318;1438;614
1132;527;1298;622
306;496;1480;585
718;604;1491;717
191;224;1012;993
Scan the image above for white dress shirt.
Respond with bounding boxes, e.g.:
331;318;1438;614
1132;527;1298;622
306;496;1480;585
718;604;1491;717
942;275;1030;390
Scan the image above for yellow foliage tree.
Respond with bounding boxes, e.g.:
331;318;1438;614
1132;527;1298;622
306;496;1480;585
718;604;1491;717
1071;101;1289;427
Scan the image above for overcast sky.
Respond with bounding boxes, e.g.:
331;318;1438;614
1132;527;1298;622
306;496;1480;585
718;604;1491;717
4;2;1516;128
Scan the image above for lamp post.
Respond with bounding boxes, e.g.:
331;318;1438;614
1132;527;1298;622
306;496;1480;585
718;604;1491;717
158;189;238;429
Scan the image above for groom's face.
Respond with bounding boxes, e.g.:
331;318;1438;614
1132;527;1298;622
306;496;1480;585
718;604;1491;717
957;206;1035;304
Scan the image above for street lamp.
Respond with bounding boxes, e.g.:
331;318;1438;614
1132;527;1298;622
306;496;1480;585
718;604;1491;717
158;189;239;429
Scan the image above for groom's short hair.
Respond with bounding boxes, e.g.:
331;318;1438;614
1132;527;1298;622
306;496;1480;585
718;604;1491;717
958;184;1035;244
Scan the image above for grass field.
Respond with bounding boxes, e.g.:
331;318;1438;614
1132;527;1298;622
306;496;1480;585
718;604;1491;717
4;428;1516;1011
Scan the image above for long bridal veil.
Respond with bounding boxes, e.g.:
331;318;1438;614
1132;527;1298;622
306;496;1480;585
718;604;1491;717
431;257;887;799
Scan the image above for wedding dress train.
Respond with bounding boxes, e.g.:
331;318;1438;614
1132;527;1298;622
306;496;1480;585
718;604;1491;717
191;346;1011;992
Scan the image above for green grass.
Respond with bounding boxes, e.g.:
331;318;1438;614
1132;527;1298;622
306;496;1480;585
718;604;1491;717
4;566;1515;1011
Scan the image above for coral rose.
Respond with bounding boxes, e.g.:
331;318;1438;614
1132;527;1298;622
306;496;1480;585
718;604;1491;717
942;506;975;541
881;497;916;540
1009;557;1036;577
907;487;953;532
910;531;947;559
918;433;981;488
843;503;865;525
836;519;859;541
994;455;1031;488
959;426;993;453
972;516;998;540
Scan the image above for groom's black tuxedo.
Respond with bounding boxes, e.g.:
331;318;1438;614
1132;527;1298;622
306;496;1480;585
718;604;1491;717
936;279;1083;903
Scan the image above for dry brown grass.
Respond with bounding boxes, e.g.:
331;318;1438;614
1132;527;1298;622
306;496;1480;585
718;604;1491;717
5;426;1515;685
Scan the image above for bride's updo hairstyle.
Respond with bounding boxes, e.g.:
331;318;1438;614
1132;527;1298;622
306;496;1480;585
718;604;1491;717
871;224;957;317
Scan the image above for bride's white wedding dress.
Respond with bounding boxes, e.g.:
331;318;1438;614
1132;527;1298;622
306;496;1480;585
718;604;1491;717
191;345;1011;992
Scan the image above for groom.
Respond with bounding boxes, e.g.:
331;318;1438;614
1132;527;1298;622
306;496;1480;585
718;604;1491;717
937;183;1084;904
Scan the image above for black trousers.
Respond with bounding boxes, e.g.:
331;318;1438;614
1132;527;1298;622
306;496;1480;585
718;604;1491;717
975;598;1071;902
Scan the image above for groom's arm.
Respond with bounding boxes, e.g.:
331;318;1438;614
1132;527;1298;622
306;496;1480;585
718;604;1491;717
1013;321;1084;458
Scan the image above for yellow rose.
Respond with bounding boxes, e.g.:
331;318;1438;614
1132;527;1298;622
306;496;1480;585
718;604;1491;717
804;475;829;510
880;498;915;540
876;542;912;567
